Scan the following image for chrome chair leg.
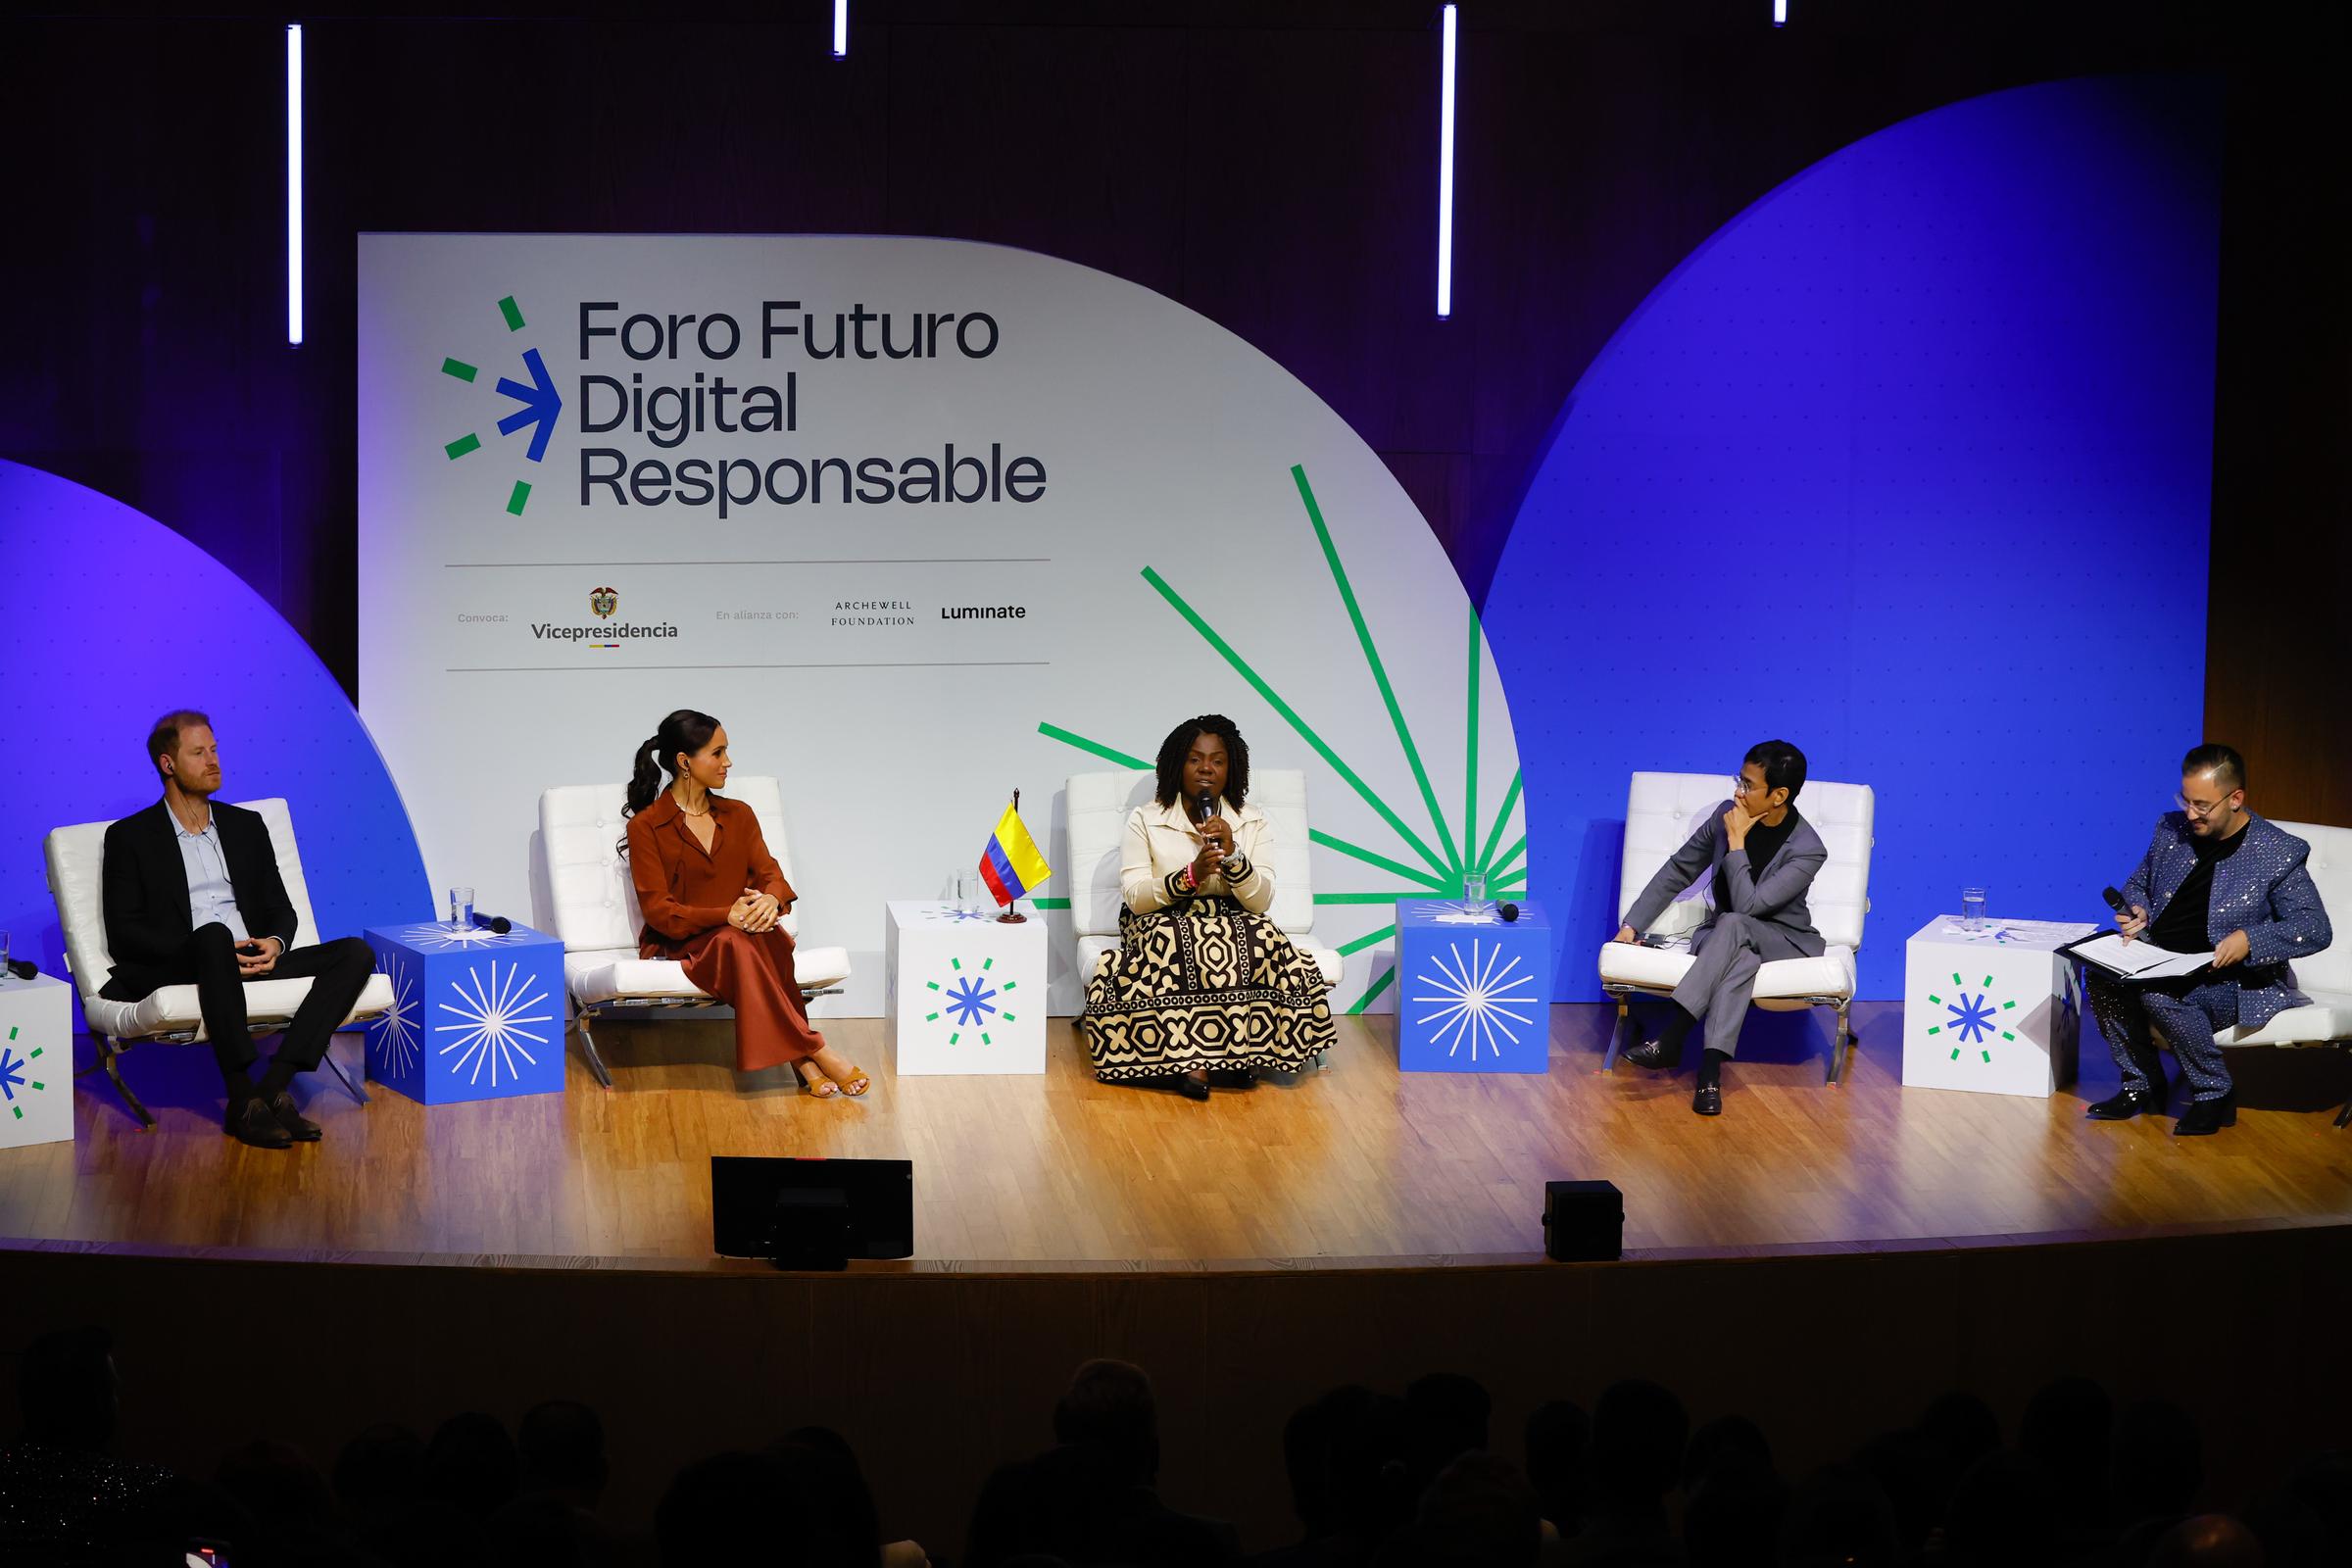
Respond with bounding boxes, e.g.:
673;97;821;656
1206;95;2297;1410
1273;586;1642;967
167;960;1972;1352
575;1009;614;1090
1602;999;1635;1072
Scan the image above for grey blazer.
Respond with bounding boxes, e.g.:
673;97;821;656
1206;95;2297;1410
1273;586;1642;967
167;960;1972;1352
2119;811;2331;1033
1622;800;1828;957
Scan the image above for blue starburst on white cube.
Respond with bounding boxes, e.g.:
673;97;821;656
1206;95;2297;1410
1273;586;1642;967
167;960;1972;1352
1946;992;1998;1045
943;974;997;1027
391;920;514;951
434;957;554;1086
925;906;996;923
371;957;420;1078
1411;937;1538;1061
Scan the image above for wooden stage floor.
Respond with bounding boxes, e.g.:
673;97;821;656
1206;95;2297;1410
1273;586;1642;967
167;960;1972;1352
5;1004;2348;1268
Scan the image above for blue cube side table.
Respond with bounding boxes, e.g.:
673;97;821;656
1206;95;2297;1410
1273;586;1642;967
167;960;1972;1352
1395;899;1552;1073
364;920;566;1104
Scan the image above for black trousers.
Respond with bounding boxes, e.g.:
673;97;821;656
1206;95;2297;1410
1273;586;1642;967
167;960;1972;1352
141;924;374;1083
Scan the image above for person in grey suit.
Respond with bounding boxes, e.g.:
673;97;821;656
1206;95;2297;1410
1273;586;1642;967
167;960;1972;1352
1614;740;1827;1115
2084;743;2332;1136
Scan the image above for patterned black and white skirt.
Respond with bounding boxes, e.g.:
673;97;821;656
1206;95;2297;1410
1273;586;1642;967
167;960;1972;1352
1080;897;1336;1081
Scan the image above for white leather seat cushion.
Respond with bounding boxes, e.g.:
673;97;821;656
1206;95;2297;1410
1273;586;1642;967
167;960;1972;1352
2220;990;2352;1048
80;972;394;1045
563;946;852;1007
1597;940;1856;1001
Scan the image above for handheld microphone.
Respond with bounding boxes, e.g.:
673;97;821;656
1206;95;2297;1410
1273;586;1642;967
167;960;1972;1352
1197;790;1214;821
1497;903;1520;924
2100;887;2132;920
470;912;514;934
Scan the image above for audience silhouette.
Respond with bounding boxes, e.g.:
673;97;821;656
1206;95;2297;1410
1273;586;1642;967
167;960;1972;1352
3;1324;2340;1568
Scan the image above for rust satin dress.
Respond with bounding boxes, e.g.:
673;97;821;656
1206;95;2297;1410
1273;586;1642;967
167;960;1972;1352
626;791;825;1072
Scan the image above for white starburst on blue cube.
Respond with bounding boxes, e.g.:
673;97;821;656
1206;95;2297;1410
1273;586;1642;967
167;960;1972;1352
1428;900;1500;925
392;920;514;951
372;958;420;1078
434;957;554;1086
1411;937;1538;1060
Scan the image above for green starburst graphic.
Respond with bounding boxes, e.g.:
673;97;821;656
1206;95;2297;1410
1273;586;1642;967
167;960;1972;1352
438;294;548;516
923;956;1017;1046
0;1024;48;1121
1038;464;1525;1013
1923;970;2021;1064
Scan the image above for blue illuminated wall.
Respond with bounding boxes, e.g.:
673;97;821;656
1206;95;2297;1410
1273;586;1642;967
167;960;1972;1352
0;461;432;1025
1483;76;2222;1000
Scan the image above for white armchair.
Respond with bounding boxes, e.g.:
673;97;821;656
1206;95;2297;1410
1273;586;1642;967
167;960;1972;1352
537;776;851;1088
44;798;392;1127
2211;819;2351;1127
1597;771;1876;1084
1064;768;1343;1065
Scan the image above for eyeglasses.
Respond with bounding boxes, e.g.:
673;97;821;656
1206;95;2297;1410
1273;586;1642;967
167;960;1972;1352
2175;792;2236;819
1731;776;1768;799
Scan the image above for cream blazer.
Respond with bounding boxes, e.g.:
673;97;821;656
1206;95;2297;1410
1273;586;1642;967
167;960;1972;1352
1119;796;1276;915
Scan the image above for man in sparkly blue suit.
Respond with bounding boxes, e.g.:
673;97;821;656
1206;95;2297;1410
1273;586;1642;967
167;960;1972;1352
2084;744;2332;1136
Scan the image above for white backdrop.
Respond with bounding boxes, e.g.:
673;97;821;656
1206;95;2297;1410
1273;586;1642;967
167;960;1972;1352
359;234;1524;1015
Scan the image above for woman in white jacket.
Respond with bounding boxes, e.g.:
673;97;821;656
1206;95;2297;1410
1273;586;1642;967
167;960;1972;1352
1079;714;1336;1098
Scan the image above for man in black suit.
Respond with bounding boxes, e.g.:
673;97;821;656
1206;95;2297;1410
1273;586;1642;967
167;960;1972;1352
99;710;375;1149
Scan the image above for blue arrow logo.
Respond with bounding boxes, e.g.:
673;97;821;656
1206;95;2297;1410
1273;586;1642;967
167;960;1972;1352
494;348;563;463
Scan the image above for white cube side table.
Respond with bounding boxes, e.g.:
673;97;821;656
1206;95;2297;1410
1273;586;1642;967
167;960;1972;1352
884;902;1047;1076
0;970;74;1149
1901;916;2096;1098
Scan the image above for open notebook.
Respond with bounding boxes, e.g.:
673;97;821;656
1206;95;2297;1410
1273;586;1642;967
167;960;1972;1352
2065;932;2213;982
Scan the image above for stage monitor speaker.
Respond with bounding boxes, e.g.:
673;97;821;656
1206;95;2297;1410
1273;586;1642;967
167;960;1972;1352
711;1155;913;1269
1542;1179;1623;1262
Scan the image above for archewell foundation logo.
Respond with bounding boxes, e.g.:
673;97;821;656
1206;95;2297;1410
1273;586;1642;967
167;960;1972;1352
438;294;564;516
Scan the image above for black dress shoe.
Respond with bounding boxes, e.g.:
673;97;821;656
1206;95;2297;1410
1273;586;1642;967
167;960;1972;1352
1173;1073;1211;1102
1623;1040;1681;1071
2085;1088;2164;1121
225;1096;294;1150
2174;1094;2237;1137
270;1091;322;1142
1691;1084;1723;1116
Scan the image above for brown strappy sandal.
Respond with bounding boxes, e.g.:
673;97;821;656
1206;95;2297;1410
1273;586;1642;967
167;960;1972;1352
797;1063;841;1099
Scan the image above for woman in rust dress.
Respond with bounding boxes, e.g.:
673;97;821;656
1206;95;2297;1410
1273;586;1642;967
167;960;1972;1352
622;709;868;1097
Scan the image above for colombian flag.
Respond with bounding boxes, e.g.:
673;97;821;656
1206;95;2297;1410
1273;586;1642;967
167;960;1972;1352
978;799;1053;907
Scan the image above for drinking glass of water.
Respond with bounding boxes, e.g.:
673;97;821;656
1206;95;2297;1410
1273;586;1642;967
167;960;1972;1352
1462;872;1488;909
1960;887;1987;931
450;885;474;930
956;873;978;914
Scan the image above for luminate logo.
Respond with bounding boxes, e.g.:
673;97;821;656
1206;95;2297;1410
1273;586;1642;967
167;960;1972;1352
439;295;564;516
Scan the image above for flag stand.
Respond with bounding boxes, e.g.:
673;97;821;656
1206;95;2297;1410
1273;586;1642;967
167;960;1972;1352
996;789;1029;922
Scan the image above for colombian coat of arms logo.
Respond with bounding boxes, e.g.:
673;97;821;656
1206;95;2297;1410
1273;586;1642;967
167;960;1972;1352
589;586;618;619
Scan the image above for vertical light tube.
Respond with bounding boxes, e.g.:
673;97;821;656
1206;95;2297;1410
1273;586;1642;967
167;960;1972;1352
286;23;303;345
1774;0;1788;25
833;0;849;58
1437;4;1457;320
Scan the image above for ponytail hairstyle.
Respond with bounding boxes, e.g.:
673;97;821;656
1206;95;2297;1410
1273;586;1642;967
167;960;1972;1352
620;709;722;854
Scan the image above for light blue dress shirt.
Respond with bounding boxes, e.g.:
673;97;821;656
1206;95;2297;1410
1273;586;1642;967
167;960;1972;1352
174;813;252;943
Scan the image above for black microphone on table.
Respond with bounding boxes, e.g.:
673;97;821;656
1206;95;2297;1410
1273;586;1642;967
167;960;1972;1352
470;912;514;934
4;958;36;981
1497;903;1520;924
